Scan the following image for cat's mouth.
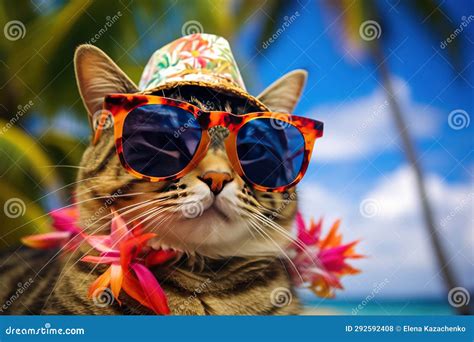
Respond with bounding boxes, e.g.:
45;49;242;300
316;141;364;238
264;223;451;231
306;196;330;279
210;205;231;221
178;186;236;223
192;203;231;222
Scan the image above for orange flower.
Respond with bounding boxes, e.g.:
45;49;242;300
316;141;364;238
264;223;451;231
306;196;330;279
22;206;177;315
292;212;363;298
82;211;176;315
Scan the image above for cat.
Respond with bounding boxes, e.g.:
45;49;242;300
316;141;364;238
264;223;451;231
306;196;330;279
0;44;308;315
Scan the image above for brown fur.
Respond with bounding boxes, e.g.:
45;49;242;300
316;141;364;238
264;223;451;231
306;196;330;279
0;247;299;315
41;252;300;315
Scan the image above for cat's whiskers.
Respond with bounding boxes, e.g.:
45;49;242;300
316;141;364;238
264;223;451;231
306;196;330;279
245;208;323;271
260;196;297;203
241;204;307;252
79;200;183;283
37;197;167;277
143;204;208;255
238;194;286;219
79;205;175;285
41;197;168;292
219;196;258;240
140;210;179;251
242;218;258;239
43;197;172;307
0;176;124;240
40;165;88;169
246;217;304;283
0;174;160;242
218;195;305;281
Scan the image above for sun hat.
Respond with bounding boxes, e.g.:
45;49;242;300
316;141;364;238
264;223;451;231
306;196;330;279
138;33;269;110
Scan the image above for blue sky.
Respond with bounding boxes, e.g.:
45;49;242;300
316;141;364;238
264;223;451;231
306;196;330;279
232;0;473;298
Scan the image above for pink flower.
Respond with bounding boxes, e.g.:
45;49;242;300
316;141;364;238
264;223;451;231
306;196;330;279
21;206;83;251
22;206;177;315
179;38;215;68
82;211;176;315
292;212;363;298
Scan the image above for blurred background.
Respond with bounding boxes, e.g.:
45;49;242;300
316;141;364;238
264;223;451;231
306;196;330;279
0;0;472;315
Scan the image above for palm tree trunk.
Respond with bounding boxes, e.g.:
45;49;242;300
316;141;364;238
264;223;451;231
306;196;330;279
370;43;471;315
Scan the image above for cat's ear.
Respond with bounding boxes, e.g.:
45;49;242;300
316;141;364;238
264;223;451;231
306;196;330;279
74;44;138;127
257;69;307;113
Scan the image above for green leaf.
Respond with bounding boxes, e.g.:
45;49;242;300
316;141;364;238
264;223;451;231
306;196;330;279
0;180;50;250
0;119;61;193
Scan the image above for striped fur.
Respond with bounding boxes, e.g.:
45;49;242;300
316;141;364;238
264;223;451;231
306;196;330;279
0;247;61;315
0;248;300;315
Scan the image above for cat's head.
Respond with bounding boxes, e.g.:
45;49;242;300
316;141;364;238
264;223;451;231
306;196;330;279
73;44;307;259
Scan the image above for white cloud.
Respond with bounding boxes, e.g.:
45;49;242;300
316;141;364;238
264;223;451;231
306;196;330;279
311;78;441;162
298;165;473;297
298;182;351;222
366;166;472;221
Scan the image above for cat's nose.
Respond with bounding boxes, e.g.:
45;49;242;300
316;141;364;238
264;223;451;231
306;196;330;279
198;171;233;195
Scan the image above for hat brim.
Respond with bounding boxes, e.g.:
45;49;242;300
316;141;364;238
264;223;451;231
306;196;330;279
141;80;269;111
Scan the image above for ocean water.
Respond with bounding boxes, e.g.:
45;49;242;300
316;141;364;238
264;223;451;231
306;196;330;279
302;298;454;315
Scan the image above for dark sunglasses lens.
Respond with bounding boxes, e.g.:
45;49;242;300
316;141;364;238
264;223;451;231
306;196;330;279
122;104;201;178
236;118;305;188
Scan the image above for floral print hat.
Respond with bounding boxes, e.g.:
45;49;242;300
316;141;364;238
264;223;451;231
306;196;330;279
139;33;269;110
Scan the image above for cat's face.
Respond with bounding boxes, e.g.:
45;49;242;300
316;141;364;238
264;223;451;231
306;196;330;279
74;45;307;258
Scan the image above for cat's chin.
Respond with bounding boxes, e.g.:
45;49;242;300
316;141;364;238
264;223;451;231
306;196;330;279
146;210;284;259
148;237;283;259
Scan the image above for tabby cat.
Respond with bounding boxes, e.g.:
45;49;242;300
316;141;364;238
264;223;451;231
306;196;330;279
0;44;308;315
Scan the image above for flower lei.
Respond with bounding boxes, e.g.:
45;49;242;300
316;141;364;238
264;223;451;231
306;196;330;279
22;207;362;314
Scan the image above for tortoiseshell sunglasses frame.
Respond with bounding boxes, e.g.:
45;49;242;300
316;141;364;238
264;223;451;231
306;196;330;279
93;94;324;192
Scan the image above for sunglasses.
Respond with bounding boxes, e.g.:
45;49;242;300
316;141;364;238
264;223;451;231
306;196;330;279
94;94;323;192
